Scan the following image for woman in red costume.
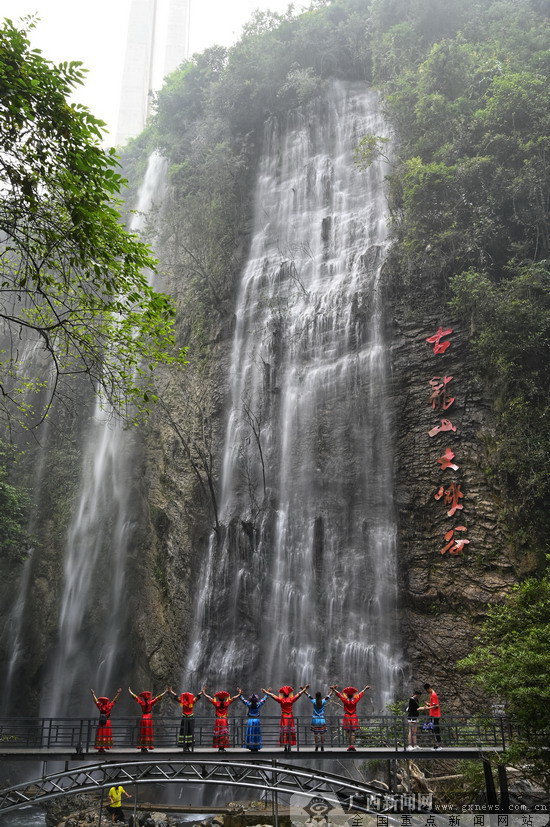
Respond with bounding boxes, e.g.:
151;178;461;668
262;684;309;752
129;686;168;752
203;686;242;752
90;687;122;753
330;684;371;751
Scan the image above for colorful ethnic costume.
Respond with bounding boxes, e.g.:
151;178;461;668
133;691;161;750
307;694;330;736
274;686;301;747
209;691;236;749
333;686;365;732
240;694;267;751
94;697;115;751
172;691;201;750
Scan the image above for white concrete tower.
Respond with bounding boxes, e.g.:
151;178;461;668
116;0;190;146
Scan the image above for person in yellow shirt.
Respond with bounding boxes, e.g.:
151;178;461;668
107;785;131;823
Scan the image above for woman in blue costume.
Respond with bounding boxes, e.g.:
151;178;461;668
307;690;333;751
240;692;267;751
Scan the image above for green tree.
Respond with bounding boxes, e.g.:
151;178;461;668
0;18;186;430
450;263;550;544
459;568;550;777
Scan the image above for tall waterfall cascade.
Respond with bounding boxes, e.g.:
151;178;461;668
186;82;403;710
40;153;168;717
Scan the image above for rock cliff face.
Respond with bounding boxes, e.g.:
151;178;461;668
91;102;533;703
136;302;530;706
391;309;535;708
0;95;532;716
132;317;235;689
134;210;532;709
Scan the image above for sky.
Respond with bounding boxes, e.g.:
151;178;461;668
2;0;301;141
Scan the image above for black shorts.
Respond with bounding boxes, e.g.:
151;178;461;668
108;805;125;822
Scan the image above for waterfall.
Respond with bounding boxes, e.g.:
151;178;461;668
0;336;55;714
185;82;403;710
41;152;167;717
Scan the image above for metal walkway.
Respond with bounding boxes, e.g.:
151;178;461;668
0;713;525;753
0;713;540;815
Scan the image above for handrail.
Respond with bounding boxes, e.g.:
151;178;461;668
0;714;543;752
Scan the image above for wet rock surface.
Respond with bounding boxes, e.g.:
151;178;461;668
391;311;536;707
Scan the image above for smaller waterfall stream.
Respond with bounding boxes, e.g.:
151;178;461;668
185;83;403;709
41;153;167;717
0;339;55;714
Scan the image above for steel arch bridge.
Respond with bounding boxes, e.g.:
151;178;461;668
0;758;395;816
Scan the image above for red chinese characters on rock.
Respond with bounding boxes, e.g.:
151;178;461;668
434;482;464;517
440;526;469;555
437;447;459;471
425;324;471;556
426;327;453;354
429;376;455;410
428;418;457;438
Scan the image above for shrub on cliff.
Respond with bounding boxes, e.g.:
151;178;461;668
459;568;550;777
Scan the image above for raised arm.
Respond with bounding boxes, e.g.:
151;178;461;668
90;689;99;705
294;685;310;701
360;684;371;694
128;687;138;700
112;687;122;704
229;688;243;704
152;688;168;704
261;688;278;701
202;686;214;703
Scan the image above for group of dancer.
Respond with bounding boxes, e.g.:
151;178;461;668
90;683;371;753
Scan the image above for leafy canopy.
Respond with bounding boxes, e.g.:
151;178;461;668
459;569;550;725
459;567;550;776
376;0;550;552
0;18;186;430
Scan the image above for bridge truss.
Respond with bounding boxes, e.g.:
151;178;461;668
0;758;395;815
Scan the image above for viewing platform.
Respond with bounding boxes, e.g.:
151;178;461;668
0;745;488;762
0;713;530;761
0;716;541;816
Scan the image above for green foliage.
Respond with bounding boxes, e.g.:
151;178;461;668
149;0;380;343
354;134;390;169
0;18;187;430
450;263;550;540
147;0;549;554
459;568;550;774
459;569;550;722
374;0;550;552
0;442;30;559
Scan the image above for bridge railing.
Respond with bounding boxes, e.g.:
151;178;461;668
0;714;538;753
